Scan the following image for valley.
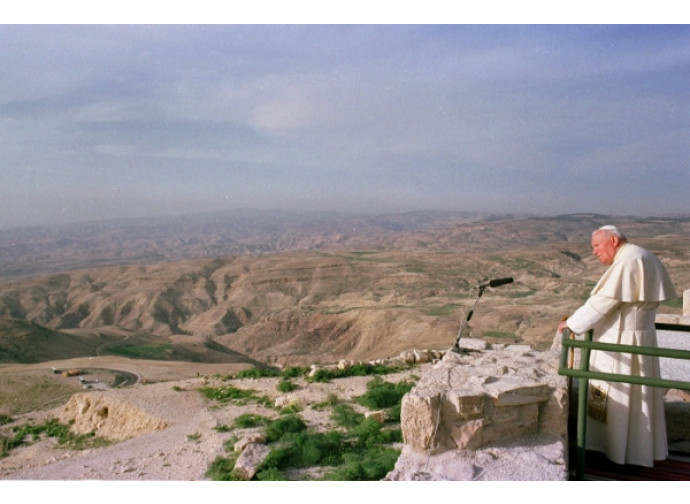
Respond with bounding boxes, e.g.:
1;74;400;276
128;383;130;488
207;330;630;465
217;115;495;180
0;211;688;418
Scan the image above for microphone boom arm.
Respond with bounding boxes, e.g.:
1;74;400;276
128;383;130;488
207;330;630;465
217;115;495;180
451;277;513;353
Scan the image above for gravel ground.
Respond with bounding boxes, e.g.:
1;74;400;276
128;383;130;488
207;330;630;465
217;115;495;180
0;365;430;482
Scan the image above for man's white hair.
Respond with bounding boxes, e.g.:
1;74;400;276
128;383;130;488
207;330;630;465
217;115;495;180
594;225;627;241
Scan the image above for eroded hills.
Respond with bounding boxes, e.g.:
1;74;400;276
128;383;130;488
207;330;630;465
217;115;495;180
1;211;688;372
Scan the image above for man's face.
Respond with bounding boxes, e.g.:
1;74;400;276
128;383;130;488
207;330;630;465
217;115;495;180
591;231;621;265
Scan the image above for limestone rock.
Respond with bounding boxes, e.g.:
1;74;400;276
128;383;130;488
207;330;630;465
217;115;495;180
401;339;566;453
234;433;267;452
385;436;568;481
58;393;168;441
275;395;302;409
395;338;569;480
234;443;271;480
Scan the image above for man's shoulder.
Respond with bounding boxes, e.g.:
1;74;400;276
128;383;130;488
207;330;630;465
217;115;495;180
617;242;653;262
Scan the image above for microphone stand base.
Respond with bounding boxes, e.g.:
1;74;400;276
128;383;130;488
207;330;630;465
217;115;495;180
450;343;469;354
450;343;480;355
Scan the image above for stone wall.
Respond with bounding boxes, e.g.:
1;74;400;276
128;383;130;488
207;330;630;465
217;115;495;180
387;338;569;480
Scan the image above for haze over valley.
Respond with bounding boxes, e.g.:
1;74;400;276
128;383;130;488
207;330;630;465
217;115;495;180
1;210;688;373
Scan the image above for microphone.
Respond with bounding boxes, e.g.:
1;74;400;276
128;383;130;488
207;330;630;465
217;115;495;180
477;277;514;289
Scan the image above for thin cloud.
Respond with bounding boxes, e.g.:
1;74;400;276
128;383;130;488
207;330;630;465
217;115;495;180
0;24;688;228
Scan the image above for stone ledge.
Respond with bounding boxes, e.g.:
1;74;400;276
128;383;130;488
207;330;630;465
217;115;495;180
391;338;569;480
385;434;568;481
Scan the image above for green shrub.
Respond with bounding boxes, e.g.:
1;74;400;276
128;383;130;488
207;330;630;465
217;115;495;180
265;414;307;442
308;368;336;383
256;466;287;481
259;430;344;473
281;366;307;379
199;385;272;407
312;393;340;410
205;454;242;481
232;413;268;429
277;379;296;393
324;446;401;481
233;367;280;379
356;377;414;410
200;385;253;403
331;404;364;428
279;403;301;415
307;362;409;383
388;403;402;422
254;409;402;481
351;420;401;449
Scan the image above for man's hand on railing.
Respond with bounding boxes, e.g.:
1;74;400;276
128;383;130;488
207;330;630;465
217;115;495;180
557;315;569;334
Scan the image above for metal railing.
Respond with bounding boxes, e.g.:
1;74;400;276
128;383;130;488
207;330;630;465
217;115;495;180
558;323;690;480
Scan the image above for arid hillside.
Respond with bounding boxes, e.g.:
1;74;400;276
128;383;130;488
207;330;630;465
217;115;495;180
0;212;688;370
0;209;487;283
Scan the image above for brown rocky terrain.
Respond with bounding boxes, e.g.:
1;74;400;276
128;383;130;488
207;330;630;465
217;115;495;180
0;211;688;482
1;213;688;369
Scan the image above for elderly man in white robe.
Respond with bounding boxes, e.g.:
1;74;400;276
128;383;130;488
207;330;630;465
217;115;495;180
558;225;676;467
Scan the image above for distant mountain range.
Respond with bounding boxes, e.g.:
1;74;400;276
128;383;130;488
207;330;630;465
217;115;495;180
0;210;688;367
1;208;688;284
0;209;489;283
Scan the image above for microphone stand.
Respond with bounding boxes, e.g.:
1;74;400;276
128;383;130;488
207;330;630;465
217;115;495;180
450;284;486;354
450;277;513;354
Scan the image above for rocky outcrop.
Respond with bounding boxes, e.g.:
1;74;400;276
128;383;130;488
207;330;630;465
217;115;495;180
388;338;569;480
58;393;169;442
234;443;271;480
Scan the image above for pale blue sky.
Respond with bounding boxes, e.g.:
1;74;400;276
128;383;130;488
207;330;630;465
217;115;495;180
1;21;689;228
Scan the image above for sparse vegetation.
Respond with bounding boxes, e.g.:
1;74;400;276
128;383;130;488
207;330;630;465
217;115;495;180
307;362;409;383
264;414;308;442
312;392;340;410
204;372;413;481
1;418;109;458
2;214;689;479
356;376;414;411
232;413;268;429
421;303;461;317
277;379;297;393
205;453;242;481
199;385;271;407
331;403;363;428
107;343;173;360
231;367;282;379
250;411;402;481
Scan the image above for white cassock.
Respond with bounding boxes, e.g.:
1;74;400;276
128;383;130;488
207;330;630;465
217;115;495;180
566;242;677;467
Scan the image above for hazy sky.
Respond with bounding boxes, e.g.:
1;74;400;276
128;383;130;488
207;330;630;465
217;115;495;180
1;22;689;228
